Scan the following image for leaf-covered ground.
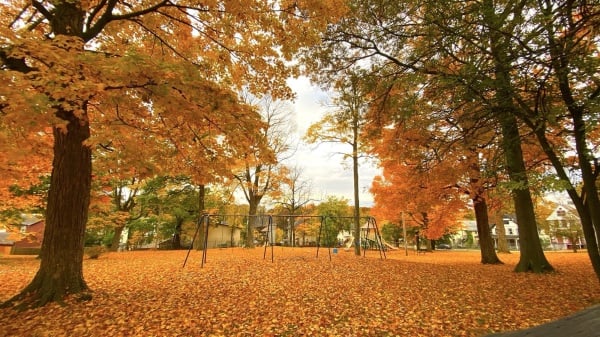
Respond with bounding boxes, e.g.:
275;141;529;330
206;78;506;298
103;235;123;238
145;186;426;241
1;248;599;337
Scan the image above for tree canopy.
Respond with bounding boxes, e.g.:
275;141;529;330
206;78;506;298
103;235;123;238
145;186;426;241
0;0;346;309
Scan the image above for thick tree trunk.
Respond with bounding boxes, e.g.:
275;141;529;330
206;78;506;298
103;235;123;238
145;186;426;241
246;198;259;248
499;113;553;273
484;0;553;272
3;109;92;309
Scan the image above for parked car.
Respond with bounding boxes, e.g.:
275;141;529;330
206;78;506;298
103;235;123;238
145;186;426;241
437;243;451;250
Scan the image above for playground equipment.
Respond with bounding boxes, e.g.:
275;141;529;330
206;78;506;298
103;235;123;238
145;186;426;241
182;214;386;268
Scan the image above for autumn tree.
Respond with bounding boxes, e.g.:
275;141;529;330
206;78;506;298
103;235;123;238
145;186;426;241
0;0;345;309
365;66;503;262
305;70;371;255
233;96;296;248
0;127;52;217
275;165;314;246
513;0;600;278
305;0;557;272
87;176;140;251
370;147;466;251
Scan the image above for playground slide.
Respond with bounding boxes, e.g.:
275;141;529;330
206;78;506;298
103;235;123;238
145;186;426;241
383;241;398;250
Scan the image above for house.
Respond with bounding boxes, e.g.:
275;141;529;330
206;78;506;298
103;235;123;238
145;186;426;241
0;232;13;254
0;214;45;255
546;204;585;250
204;220;241;248
155;219;241;249
491;217;521;250
454;216;552;251
453;220;479;248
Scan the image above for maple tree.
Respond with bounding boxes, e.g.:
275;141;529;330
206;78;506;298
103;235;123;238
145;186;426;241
0;0;346;309
365;67;504;262
369;149;466;250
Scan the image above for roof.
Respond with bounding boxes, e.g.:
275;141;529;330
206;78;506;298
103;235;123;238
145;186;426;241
0;231;14;245
546;204;580;221
19;214;43;226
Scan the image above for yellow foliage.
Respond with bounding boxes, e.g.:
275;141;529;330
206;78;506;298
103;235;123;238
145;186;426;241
0;0;347;199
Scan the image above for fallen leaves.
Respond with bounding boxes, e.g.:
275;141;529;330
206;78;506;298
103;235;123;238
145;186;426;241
1;249;599;337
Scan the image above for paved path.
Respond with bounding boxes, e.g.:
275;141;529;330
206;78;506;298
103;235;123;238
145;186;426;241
487;305;600;337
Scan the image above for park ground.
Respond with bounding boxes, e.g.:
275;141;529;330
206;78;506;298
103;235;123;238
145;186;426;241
0;248;599;337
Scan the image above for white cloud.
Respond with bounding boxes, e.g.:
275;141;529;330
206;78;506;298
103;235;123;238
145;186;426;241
234;77;379;208
286;77;379;207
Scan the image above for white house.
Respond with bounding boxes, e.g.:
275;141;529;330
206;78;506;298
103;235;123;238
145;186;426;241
454;217;548;251
491;217;520;250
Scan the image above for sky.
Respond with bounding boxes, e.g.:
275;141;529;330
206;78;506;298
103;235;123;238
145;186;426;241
284;77;380;207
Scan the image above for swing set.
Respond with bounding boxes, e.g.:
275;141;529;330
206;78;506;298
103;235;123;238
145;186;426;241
182;214;387;268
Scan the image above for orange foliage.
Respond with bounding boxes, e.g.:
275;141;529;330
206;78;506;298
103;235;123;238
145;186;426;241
1;249;599;337
0;0;349;203
370;127;466;239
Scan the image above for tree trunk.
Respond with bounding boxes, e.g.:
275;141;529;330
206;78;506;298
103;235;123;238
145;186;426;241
533;128;600;280
352;137;361;256
484;0;552;272
246;198;260;248
499;112;553;273
568;101;600;275
494;212;510;253
576;192;600;280
3;108;92;309
110;225;125;251
468;151;502;264
172;217;183;249
473;195;502;264
194;185;206;250
540;0;600;272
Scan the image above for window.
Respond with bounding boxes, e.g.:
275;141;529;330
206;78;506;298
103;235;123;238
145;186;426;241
508;228;513;235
